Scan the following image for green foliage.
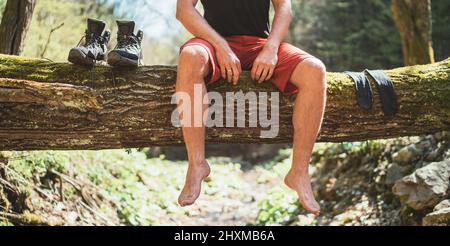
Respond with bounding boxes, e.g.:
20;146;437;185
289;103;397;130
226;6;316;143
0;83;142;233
289;0;403;71
255;188;300;226
7;151;70;180
0;0;6;14
289;0;450;70
3;150;254;226
259;148;292;170
71;150;165;225
253;151;303;226
254;140;391;226
2;134;447;226
432;0;450;61
0;219;13;226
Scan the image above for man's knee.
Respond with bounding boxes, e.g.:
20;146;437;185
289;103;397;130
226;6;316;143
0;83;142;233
305;58;327;76
179;45;210;78
292;58;327;91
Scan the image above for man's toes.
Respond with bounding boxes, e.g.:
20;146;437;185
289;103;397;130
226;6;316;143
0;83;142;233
180;201;194;207
178;193;196;206
303;205;319;215
310;204;321;214
178;197;184;206
179;198;195;207
303;200;320;215
312;208;321;216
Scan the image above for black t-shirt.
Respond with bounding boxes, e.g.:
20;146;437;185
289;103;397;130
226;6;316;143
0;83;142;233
201;0;271;38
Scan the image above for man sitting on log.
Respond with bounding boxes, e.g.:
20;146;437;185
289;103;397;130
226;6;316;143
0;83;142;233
176;0;327;215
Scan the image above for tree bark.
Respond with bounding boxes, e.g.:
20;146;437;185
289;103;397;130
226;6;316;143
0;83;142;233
392;0;435;66
0;54;449;150
0;0;36;55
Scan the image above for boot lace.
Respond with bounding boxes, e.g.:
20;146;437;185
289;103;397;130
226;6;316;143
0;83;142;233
77;30;105;49
116;34;140;49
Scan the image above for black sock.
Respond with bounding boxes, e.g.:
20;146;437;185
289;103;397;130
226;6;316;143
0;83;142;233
345;71;373;110
365;70;399;117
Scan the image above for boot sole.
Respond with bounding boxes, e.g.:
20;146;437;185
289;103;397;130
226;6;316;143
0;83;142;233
68;49;95;67
107;52;140;68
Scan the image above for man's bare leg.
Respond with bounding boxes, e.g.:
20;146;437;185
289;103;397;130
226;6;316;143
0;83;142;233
284;58;327;215
176;46;211;207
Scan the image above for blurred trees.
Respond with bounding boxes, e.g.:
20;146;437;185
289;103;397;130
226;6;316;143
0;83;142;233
0;0;448;67
431;0;450;62
288;0;403;71
392;0;435;65
287;0;449;71
19;0;184;64
0;0;36;55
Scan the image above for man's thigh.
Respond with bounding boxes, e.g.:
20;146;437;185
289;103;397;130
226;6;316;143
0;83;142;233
271;43;315;95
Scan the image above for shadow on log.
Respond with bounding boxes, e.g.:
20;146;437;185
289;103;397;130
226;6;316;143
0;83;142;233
0;55;449;150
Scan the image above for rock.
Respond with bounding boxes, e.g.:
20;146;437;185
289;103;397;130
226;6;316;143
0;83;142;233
433;200;450;211
392;159;450;210
434;131;450;142
296;214;316;226
425;143;447;162
393;145;423;165
423;200;450;226
64;211;79;225
423;209;450;226
416;139;433;150
426;135;437;145
331;210;361;226
385;163;410;185
425;149;441;162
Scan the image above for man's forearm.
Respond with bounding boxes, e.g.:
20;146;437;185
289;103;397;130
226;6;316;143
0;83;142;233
176;0;242;84
267;0;292;50
176;3;228;50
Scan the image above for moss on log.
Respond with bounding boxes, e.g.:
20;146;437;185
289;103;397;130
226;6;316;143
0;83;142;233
0;54;449;150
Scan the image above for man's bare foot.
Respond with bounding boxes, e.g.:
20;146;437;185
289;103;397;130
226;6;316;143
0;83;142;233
284;168;321;215
178;160;211;207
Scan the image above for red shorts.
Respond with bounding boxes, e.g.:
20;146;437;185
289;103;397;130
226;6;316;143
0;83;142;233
180;35;314;96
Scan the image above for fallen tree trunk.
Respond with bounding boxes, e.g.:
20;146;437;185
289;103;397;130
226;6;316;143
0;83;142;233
0;54;449;150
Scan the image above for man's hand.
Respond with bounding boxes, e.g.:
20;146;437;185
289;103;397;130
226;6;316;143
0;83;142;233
251;44;279;83
216;45;242;85
250;0;292;83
